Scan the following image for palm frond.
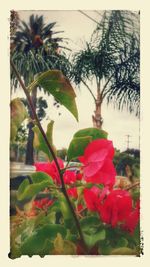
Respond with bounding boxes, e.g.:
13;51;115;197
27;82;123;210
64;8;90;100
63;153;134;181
72;10;140;116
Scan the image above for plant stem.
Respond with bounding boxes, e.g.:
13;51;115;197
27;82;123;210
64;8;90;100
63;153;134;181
61;165;82;172
125;181;140;191
10;59;88;253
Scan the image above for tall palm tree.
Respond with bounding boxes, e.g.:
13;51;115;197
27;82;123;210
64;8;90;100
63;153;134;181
72;10;140;128
11;14;71;164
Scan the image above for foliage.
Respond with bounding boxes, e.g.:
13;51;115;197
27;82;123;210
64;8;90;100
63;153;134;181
28;70;78;121
21;96;48;122
72;10;140;117
10;104;140;256
10;13;72;164
11;14;71;88
10;98;28;142
10;10;20;37
114;150;140;179
33;121;56;161
10;34;140;257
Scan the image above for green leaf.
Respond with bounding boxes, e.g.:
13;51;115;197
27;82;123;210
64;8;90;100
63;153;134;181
58;193;73;221
84;229;106;249
30;171;54;184
28;70;78;121
57;193;76;231
131;188;140;201
34;212;56;228
10;98;28;141
116;237;128;248
132;223;140;246
53;233;77;255
111;247;136;255
33;121;56;161
21;224;67;256
98;241;112;255
74;127;108;140
80;216;101;231
67;127;108;161
67;136;92;161
80;216;105;249
54;233;64;252
17;179;30;200
17;179;52;201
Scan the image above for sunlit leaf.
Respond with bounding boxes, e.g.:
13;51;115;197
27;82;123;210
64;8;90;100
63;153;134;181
53;233;76;255
28;70;78;121
10;98;28;141
33;121;56;161
54;233;64;252
74;127;108;140
111;247;136;255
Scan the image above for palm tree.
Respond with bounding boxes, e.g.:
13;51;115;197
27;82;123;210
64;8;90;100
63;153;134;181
72;10;140;128
11;14;71;164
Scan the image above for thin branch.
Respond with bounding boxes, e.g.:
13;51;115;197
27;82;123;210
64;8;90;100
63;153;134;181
81;78;96;102
10;59;88;254
101;74;114;100
94;10;103;17
125;181;140;191
78;10;100;25
62;165;82;172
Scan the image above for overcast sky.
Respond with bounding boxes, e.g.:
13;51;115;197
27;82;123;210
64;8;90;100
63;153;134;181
13;10;140;152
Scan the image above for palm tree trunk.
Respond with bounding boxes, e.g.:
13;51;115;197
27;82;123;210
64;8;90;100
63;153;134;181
25;87;37;165
92;83;103;129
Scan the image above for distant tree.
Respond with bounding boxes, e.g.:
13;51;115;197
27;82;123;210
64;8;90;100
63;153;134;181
10;10;20;38
125;148;140;159
72;11;140;128
114;150;140;181
11;14;71;164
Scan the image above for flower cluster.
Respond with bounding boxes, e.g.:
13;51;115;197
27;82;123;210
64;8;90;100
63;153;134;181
34;138;140;235
84;186;139;234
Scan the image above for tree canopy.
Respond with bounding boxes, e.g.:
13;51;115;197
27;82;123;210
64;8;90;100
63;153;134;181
72;11;140;117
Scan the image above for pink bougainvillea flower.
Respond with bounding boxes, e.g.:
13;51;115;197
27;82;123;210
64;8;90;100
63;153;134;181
34;158;64;185
33;198;54;210
76;172;83;181
85;159;116;188
78;139;116;187
83;186;110;212
34;162;52;176
83;186;101;211
63;170;77;185
122;200;140;234
67;187;78;199
98;189;133;227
